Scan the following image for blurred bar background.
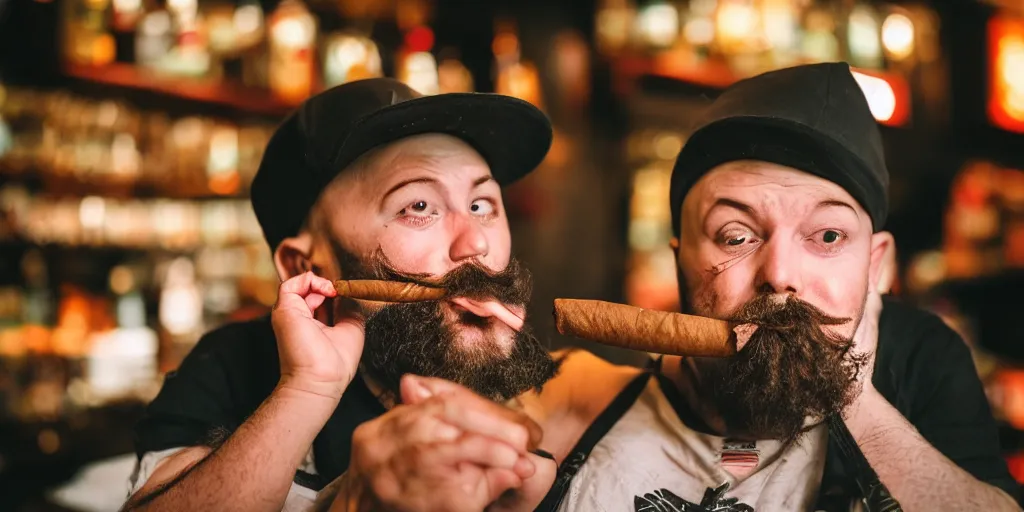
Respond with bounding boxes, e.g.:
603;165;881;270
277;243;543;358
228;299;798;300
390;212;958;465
2;0;1024;509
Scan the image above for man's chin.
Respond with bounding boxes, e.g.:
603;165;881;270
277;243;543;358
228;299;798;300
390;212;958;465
450;322;516;356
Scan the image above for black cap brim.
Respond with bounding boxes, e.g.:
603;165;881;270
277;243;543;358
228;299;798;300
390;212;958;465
330;93;553;186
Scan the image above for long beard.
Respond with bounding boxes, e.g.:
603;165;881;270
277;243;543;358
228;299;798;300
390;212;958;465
341;248;560;403
695;293;867;444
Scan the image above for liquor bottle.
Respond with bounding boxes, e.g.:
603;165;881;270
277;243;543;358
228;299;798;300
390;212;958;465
158;257;204;368
322;32;383;87
85;265;158;402
268;0;318;105
21;249;54;354
136;8;175;69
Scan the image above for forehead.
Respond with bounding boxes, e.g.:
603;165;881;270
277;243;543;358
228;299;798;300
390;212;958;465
361;133;491;181
683;160;862;216
323;133;493;195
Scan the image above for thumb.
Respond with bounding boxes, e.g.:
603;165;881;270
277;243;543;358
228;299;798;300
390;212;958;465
412;375;476;398
400;374;435;405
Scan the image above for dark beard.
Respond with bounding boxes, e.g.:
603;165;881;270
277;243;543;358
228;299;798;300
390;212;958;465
340;248;560;403
696;294;868;444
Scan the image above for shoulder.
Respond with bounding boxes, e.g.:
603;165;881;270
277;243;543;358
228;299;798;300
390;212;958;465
186;315;278;363
874;296;985;416
169;315;280;387
177;314;280;396
135;316;279;454
876;296;970;371
537;349;644;428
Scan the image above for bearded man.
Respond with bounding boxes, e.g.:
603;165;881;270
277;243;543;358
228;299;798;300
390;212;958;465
328;63;1020;512
537;62;1019;512
121;78;562;511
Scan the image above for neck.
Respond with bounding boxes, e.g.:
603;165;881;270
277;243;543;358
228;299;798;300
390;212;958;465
662;355;732;438
360;372;398;410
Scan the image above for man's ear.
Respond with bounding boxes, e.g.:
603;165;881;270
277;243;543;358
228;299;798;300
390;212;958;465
273;233;315;281
868;231;896;294
669;237;680;253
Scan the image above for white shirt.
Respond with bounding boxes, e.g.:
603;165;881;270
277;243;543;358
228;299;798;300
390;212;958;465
556;376;830;512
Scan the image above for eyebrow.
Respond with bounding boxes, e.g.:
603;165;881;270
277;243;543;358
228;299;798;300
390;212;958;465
704;198;860;225
381;174;496;203
707;198;756;217
815;199;859;217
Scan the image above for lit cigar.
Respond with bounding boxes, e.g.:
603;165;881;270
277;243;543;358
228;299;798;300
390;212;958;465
553;299;737;357
333;280;446;303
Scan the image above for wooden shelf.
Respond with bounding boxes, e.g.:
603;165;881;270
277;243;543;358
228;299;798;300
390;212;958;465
63;63;295;118
0;167;251;201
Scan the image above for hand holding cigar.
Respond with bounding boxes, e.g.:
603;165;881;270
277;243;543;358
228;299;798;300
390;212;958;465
553;299;739;357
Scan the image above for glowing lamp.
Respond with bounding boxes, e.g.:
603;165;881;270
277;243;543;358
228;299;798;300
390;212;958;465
988;16;1024;134
851;68;910;127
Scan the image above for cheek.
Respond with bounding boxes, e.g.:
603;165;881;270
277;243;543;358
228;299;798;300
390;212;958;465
680;245;759;318
802;254;870;332
375;226;452;275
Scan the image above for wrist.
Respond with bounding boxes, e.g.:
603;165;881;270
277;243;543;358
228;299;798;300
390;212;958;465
276;375;348;404
329;471;380;512
844;382;885;440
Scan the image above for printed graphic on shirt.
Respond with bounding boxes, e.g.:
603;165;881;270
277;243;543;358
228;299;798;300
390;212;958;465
721;440;759;478
634;482;754;512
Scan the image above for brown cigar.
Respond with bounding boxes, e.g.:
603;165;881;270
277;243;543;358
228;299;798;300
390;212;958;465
553;299;737;357
334;280;446;303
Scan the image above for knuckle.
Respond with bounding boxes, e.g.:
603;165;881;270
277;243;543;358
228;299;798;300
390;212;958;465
507;424;528;448
350;424;378;464
394;407;426;432
368;473;399;503
406;443;431;466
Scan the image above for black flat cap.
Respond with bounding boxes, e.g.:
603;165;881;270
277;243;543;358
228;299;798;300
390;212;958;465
251;78;553;250
670;62;889;235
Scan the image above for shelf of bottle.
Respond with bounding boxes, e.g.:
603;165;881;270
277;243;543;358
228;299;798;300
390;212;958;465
1;167;251;201
0;237;267;254
63;62;296;118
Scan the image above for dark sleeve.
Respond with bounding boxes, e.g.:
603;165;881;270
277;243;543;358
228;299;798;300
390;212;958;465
133;318;279;458
890;313;1018;501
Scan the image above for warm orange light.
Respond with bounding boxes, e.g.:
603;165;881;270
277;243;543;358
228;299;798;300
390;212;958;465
851;67;911;126
988;16;1024;134
405;26;434;53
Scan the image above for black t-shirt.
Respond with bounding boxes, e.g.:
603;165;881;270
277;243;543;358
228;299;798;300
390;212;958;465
134;297;1019;502
133;316;385;489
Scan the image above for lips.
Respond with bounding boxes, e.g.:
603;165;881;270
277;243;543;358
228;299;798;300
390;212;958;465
448;297;525;332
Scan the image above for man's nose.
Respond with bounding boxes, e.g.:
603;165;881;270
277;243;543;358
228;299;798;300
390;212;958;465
448;213;489;263
756;238;802;295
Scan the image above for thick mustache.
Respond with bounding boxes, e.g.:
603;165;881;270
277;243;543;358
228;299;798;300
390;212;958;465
731;294;851;331
362;249;532;306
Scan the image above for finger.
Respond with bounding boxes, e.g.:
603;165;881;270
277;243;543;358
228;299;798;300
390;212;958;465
279;271;337;299
413;376;543;451
304;292;327;311
388;399;461;445
401;374;434;405
416;434;525;472
420;398;539;453
483;467;524;504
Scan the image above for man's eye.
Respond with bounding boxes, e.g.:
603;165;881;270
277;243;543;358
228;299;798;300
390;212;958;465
820;230;844;244
401;201;431;216
726;236;747;246
470;199;494;216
